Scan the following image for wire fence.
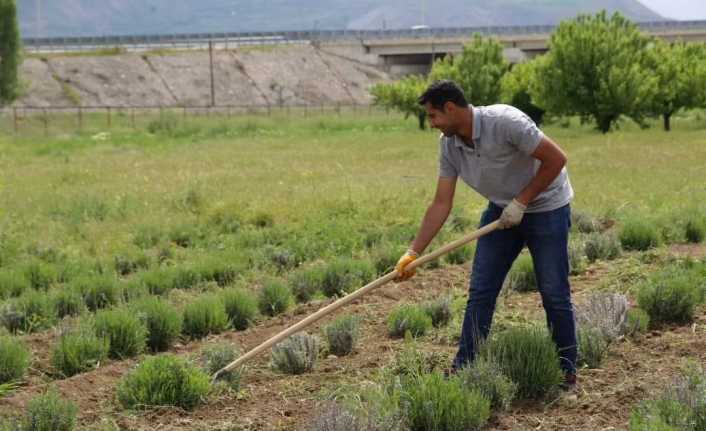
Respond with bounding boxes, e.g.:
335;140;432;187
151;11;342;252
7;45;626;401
0;103;387;137
22;20;706;53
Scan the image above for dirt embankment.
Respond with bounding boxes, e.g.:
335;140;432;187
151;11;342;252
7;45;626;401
15;44;389;108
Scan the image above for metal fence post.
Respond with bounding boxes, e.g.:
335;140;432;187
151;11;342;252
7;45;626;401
42;109;49;136
78;107;83;131
209;40;216;107
13;107;18;134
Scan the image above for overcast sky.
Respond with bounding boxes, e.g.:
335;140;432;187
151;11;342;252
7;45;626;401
639;0;706;20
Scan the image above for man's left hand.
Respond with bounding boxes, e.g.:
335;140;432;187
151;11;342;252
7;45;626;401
498;199;526;229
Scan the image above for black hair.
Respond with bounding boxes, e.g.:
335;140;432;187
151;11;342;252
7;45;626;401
417;80;468;111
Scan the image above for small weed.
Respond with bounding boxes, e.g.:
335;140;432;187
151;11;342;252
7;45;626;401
445;244;475;265
569;239;587;275
480;325;563;399
620;218;661;251
288;265;325;302
220;287;258;330
23;260;58;291
72;274;121;311
625;308;650;336
50;288;85;318
0;270;30;299
324;315;360;356
22;389;78;431
250;212;274;228
403;372;490;431
52;327;109;377
685;217;706;243
572;209;601;233
423;296;453;328
637;267;699;327
505;254;536;292
387;305;432;338
133;297;182;352
117;354;210;410
133;225;164;249
321;259;375;298
577;326;610;368
584;231;622;262
271;333;319;375
182;294;229;340
93;309;147;359
0;335;29;384
457;357;517;411
258;279;293;317
0;291;55;333
199;343;243;390
113;249;151;276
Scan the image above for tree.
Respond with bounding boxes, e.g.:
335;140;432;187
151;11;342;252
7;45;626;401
371;75;429;129
646;40;706;131
429;34;508;106
0;0;20;106
501;58;546;125
534;11;658;133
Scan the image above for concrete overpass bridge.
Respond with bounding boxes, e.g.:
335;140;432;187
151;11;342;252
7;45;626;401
22;20;706;77
354;20;706;75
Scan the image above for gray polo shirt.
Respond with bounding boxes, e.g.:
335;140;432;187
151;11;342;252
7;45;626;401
439;104;573;213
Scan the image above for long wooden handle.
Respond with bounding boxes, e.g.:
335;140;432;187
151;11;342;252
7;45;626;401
212;220;499;381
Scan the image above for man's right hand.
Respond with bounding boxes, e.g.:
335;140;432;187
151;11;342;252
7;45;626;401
395;249;419;281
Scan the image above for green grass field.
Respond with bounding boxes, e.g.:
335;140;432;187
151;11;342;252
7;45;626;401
1;108;706;429
1;109;705;269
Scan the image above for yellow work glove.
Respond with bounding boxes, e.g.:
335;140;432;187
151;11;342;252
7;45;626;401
395;249;419;281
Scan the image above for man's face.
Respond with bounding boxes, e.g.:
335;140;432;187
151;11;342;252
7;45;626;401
425;102;458;137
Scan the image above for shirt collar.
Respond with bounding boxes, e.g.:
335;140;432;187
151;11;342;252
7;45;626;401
453;104;480;148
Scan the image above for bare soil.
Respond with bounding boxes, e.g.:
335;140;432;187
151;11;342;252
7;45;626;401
2;245;705;430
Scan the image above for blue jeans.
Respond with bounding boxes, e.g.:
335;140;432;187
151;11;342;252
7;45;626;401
453;202;577;374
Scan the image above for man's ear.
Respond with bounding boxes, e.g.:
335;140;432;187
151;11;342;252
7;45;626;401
443;101;455;113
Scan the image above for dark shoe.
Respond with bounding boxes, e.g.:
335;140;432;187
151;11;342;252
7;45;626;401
561;372;578;391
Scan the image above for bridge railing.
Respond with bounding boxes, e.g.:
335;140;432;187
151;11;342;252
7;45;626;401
22;20;706;52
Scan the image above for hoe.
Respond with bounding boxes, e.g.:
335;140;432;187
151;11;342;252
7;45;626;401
212;220;500;382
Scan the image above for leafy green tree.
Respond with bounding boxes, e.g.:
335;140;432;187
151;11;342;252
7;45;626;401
370;35;508;130
371;74;428;129
534;11;658;133
0;0;20;106
429;34;508;106
501;58;546;125
646;40;706;131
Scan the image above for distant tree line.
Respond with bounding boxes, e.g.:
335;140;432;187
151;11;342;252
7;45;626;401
371;11;706;133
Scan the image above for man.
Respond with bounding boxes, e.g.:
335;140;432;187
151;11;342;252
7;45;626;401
395;80;577;387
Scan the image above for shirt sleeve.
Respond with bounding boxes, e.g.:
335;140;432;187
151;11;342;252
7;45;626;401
504;107;545;156
438;137;458;178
